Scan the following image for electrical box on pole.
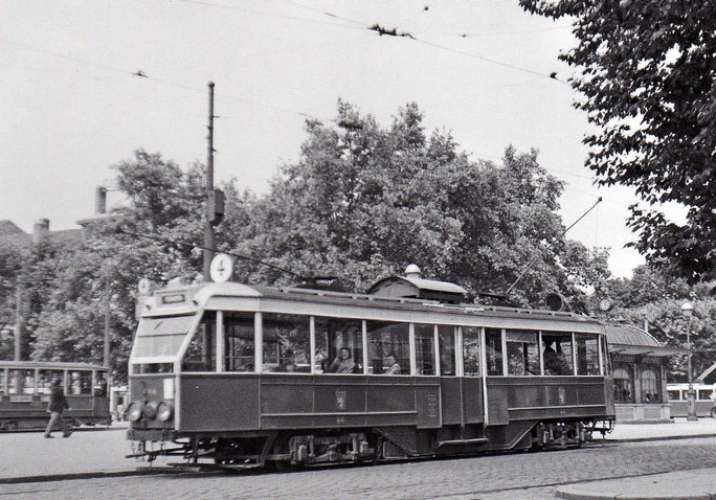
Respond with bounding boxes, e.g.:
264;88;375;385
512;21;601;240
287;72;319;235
209;188;225;227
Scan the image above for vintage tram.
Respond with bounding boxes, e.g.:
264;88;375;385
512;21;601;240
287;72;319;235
126;269;615;468
0;361;111;431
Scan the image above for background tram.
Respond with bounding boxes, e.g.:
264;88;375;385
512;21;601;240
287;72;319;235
0;361;111;431
126;268;615;468
667;383;716;418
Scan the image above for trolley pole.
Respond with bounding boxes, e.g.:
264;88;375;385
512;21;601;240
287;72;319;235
203;81;216;282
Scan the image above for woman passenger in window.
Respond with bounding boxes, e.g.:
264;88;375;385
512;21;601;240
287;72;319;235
328;347;356;374
384;353;401;375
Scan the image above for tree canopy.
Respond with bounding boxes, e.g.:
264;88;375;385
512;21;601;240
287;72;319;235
234;101;609;306
519;0;716;282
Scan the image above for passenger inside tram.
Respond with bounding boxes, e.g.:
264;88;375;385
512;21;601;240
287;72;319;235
383;353;401;375
328;347;356;373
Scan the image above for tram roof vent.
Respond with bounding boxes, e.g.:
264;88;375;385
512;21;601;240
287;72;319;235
367;265;467;304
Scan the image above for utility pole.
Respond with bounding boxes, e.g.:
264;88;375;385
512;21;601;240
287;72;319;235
13;283;22;361
203;81;216;281
103;265;111;368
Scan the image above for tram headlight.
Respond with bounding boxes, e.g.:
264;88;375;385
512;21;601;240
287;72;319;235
142;401;159;420
156;402;174;422
127;401;144;422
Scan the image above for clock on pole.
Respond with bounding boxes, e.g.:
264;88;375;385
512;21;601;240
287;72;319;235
210;253;235;283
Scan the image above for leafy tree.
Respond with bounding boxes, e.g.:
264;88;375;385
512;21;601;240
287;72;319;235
234;101;608;307
519;0;716;281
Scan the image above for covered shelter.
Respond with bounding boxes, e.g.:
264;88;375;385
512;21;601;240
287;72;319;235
605;323;686;422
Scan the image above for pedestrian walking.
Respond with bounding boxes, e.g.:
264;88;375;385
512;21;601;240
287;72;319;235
44;377;71;438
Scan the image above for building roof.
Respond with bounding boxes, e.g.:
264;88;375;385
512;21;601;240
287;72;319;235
605;323;687;357
0;221;82;249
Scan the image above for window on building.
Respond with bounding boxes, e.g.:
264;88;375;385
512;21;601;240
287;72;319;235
438;326;456;376
224;313;255;372
182;312;216;372
69;371;92;395
462;326;481;376
414;324;435;375
613;367;633;403
506;330;539;376
315;317;363;374
541;333;574;375
486;328;503;376
367;321;409;375
576;335;600;375
640;368;659;403
262;314;310;373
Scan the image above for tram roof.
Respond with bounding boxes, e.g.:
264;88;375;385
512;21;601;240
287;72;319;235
156;281;603;326
0;361;108;370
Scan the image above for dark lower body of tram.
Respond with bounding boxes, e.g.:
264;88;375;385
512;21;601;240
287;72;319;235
127;373;615;468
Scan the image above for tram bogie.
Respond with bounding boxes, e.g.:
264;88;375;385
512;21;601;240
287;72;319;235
126;277;615;469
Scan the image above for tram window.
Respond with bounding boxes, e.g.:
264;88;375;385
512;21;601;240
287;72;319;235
70;371;92;395
224;313;255;372
135;363;173;374
8;369;34;394
462;326;481;376
182;312;216;372
667;390;681;401
541;333;573;376
640;369;659;403
37;370;64;394
0;370;4;395
576;335;600;375
94;372;108;397
414;324;435;375
698;389;714;401
134;315;194;358
613;367;633;403
506;330;539;376
438;326;456;376
485;328;503;376
262;314;310;373
367;321;409;375
315;317;363;374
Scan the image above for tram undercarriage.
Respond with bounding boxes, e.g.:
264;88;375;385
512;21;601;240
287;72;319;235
127;418;614;470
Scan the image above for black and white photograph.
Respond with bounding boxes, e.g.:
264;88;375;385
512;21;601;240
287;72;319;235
1;1;715;499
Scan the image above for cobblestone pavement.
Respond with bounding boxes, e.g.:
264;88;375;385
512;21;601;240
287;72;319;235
2;437;716;500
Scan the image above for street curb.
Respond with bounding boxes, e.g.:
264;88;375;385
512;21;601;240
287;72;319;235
0;467;176;485
555;489;714;500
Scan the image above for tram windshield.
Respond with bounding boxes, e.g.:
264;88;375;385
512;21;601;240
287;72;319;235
133;314;195;359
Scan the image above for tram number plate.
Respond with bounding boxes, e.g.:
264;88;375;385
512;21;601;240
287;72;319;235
336;416;345;425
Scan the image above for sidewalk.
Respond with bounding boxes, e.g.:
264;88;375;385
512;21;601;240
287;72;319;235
604;416;716;441
557;467;716;500
557;418;716;500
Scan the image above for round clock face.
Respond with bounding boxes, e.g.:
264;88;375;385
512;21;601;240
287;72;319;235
598;298;612;311
210;253;235;283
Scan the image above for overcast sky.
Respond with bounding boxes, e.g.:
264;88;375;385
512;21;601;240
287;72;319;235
0;0;683;278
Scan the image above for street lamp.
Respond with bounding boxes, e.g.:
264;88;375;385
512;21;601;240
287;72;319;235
681;301;697;422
